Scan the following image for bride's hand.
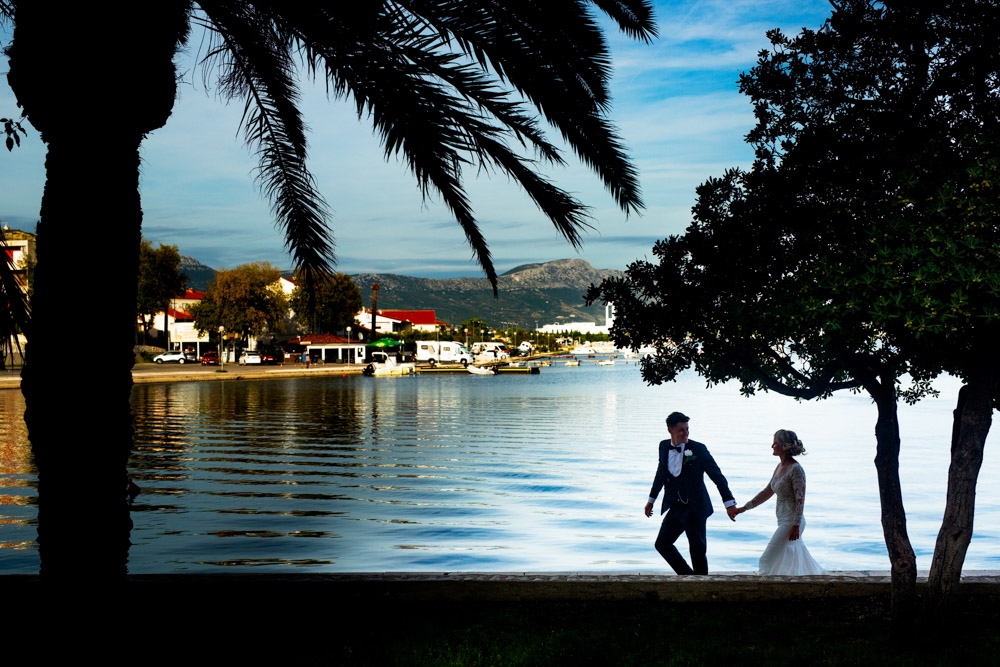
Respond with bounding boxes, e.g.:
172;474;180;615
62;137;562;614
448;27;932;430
789;525;800;541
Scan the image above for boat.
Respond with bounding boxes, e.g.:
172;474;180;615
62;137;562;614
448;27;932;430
467;364;498;375
363;352;415;376
597;359;615;366
564;359;580;367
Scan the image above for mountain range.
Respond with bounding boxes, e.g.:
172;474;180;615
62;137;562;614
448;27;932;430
179;257;622;329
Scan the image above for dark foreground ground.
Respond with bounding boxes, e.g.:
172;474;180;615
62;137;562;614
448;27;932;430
5;574;999;665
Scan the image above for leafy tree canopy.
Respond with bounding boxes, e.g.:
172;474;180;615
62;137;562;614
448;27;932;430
137;240;186;322
191;261;287;341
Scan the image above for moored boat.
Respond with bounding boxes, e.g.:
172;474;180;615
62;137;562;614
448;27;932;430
363;352;415;376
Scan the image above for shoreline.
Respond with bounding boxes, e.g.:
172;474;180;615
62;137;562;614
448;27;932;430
0;361;367;390
0;353;572;390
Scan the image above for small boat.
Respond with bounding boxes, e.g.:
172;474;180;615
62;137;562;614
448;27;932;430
597;359;615;366
564;359;580;367
467;364;498;375
363;352;415;376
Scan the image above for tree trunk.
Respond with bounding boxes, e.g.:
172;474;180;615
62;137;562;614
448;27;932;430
21;136;144;578
927;367;996;610
867;376;918;622
8;1;189;579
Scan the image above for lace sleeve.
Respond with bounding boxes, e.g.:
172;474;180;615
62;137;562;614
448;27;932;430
789;463;806;525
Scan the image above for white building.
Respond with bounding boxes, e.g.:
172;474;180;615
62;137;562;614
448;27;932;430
536;303;614;335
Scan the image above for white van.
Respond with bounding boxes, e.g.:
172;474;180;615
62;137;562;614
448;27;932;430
414;341;473;366
472;341;510;361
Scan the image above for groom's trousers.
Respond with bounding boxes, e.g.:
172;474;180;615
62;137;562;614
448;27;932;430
654;506;708;575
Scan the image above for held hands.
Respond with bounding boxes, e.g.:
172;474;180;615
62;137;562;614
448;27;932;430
726;505;738;521
644;501;654;517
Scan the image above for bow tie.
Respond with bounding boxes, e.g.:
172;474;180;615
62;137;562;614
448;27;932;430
669;444;683;453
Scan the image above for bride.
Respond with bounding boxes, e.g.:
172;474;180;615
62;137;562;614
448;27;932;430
735;429;826;576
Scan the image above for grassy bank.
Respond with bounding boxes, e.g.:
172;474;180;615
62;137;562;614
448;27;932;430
7;579;997;663
323;595;998;666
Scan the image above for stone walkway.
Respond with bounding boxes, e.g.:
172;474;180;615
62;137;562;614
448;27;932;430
4;570;990;603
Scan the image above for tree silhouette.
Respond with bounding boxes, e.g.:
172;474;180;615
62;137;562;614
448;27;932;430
589;0;1000;619
1;1;656;577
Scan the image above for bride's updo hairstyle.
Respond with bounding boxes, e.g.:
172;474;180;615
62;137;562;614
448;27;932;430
774;429;806;456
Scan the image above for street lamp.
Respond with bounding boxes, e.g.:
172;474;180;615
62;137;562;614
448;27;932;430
346;326;352;364
218;326;225;370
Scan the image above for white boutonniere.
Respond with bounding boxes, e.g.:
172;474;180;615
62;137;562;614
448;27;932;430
683;449;697;465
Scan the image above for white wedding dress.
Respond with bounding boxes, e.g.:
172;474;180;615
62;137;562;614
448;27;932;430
757;462;826;576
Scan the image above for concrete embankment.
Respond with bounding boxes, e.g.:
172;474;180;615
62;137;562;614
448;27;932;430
5;571;999;603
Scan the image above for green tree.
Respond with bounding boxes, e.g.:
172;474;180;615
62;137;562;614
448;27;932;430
460;317;490;344
137;240;187;346
589;0;1000;619
289;270;361;334
1;2;656;578
190;262;287;344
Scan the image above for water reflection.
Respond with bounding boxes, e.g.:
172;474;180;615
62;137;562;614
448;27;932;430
0;390;35;564
1;364;999;574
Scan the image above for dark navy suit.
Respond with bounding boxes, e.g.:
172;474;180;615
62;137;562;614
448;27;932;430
649;439;734;574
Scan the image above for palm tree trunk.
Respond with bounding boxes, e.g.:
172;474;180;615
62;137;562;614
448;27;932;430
21;136;143;578
8;0;190;579
927;367;996;611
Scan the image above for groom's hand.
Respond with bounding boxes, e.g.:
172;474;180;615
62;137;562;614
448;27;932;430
726;505;738;521
644;502;653;517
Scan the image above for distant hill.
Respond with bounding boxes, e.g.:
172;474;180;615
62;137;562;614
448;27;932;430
179;256;218;292
352;258;622;328
181;257;621;328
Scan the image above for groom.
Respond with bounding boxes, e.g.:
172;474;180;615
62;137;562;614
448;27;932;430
644;411;737;574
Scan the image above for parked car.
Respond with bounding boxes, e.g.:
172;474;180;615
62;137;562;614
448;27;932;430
238;350;262;365
154;350;191;364
200;350;219;366
259;351;278;365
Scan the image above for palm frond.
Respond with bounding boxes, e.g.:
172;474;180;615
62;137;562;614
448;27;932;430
189;0;653;291
587;0;658;43
196;2;336;278
398;1;647;214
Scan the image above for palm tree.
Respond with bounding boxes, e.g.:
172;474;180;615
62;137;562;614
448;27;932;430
2;1;657;578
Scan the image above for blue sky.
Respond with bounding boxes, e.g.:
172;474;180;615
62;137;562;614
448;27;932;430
0;1;832;278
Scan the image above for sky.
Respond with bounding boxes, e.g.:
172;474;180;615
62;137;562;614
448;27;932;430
0;1;833;278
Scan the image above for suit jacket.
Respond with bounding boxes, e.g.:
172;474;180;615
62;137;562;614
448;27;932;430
649;439;734;520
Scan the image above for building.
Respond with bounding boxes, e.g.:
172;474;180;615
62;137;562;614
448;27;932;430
357;308;442;335
2;226;34;293
536;303;614;335
286;333;367;365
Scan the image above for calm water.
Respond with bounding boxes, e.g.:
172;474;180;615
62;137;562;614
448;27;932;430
1;362;998;574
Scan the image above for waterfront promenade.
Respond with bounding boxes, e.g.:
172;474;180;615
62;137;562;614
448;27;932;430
0;359;365;390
